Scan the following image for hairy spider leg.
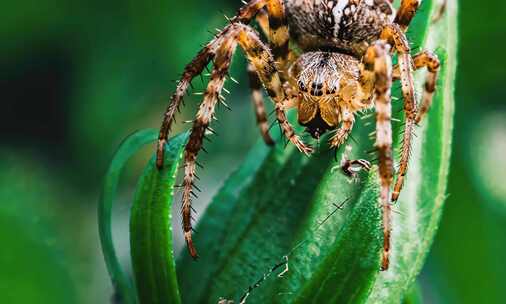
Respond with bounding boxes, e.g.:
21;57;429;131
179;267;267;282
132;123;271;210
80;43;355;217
390;50;440;201
364;41;394;271
395;0;421;31
379;25;417;208
236;24;312;155
329;107;355;148
412;51;441;124
257;7;300;94
157;44;213;168
247;1;298;145
182;23;311;259
182;37;237;259
264;0;290;68
157;0;288;169
248;63;275;145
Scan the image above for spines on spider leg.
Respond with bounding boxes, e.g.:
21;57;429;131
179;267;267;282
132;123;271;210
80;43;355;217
235;24;312;154
380;24;418;206
366;42;393;271
157;47;214;169
255;1;292;85
248;63;275;145
273;103;312;154
392;51;440;201
390;45;415;203
414;51;441;124
380;24;416;118
233;0;270;23
182;38;237;259
157;0;273;169
392;119;415;202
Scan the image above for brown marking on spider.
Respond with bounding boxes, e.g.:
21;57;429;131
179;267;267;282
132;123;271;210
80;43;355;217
156;0;441;270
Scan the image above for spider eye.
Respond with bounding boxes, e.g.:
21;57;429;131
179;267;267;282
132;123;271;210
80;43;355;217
310;82;324;96
311;82;323;89
298;81;307;92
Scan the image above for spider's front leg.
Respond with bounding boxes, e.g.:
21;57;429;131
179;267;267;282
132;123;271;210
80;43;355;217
156;0;288;169
182;37;238;258
236;25;313;155
181;23;311;259
364;41;394;271
245;0;294;146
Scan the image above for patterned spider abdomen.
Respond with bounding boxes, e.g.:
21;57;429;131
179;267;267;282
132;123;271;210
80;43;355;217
285;0;395;56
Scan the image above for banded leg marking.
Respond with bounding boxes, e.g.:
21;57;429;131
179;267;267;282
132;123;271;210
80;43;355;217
237;24;312;155
157;0;287;168
181;23;311;258
391;51;440;202
248;63;275;145
380;25;417;207
182;38;238;258
413;51;441;124
364;41;394;271
330;107;355;149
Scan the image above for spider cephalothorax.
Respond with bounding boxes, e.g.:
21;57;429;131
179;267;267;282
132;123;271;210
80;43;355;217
291;51;371;140
156;0;441;271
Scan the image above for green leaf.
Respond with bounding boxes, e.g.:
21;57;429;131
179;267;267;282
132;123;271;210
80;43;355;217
130;132;188;304
288;171;382;304
174;0;457;303
98;128;159;304
177;120;381;304
402;282;424;304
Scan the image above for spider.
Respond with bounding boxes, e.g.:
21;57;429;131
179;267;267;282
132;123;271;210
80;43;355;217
155;0;441;271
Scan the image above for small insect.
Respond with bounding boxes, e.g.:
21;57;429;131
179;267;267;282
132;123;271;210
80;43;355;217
156;0;441;271
336;145;372;181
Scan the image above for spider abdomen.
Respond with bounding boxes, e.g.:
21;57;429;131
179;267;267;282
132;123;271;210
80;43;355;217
285;0;395;56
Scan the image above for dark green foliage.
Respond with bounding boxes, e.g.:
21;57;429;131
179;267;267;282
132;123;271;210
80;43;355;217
130;133;188;304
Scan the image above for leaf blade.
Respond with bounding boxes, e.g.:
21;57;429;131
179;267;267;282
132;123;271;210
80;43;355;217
130;132;188;304
98;128;159;304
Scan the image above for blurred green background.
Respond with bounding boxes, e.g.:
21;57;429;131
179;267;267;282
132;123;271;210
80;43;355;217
1;1;505;303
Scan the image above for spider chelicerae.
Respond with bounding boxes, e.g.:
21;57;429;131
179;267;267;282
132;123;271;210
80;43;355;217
155;0;441;271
